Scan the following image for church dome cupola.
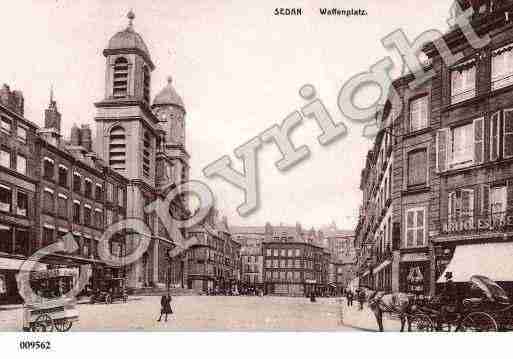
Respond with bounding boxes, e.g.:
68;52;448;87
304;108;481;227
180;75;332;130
152;76;185;111
104;10;154;70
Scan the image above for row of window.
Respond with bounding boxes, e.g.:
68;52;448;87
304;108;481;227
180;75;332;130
42;227;96;259
405;44;513;136
243;264;259;273
436;109;513;172
265;259;318;270
243;255;259;264
447;184;509;221
41;158;125;205
374;185;512;250
40;189;120;229
265;271;302;282
0;148;27;175
265;248;320;258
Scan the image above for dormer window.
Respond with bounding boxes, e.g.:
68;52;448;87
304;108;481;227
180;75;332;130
113;57;129;98
143;65;150;104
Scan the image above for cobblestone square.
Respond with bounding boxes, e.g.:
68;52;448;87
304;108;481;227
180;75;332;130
0;296;373;331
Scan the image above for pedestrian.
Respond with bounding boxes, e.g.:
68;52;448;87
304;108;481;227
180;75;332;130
157;294;173;322
357;289;365;310
347;290;354;307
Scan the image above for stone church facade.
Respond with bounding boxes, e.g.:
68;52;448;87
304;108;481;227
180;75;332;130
93;11;190;289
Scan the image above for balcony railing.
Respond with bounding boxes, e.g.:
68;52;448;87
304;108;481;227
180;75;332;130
440;211;513;236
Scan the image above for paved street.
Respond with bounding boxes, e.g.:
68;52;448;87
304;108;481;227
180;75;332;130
0;296;381;331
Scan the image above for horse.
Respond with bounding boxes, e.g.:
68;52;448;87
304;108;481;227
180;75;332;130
364;288;415;332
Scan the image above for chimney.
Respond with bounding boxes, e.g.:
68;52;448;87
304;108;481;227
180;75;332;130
70;124;81;146
12;91;24;116
0;84;24;116
80;124;92;152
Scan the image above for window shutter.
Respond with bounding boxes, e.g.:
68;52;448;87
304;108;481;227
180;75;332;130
481;184;490;215
448;191;454;220
490;111;500;161
503;109;513;158
508;180;513;213
461;189;474;217
436;128;449;172
473;117;484;164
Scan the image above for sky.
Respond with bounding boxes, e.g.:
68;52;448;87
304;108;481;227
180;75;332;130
0;0;453;230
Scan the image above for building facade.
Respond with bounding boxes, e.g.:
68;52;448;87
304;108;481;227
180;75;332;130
93;12;189;289
0;85;40;302
426;0;513;294
262;223;330;297
231;226;266;290
0;11;191;302
354;0;513;296
185;211;241;293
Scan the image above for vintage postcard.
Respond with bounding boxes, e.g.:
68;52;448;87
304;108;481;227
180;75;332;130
1;2;513;354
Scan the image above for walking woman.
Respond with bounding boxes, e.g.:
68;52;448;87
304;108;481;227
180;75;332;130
157;294;173;322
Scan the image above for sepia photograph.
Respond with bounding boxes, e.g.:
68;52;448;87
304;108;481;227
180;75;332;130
1;0;513;357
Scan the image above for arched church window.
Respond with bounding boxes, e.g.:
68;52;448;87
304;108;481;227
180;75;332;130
143;65;150;104
109;126;126;171
113;57;129;98
142;131;151;178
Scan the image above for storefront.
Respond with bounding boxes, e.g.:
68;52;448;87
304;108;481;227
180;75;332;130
373;260;392;292
399;253;429;295
0;257;47;304
434;241;513;296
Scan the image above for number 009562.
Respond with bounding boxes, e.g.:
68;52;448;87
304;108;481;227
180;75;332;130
19;341;51;350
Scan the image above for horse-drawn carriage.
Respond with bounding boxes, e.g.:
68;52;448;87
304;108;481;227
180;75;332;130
409;275;513;332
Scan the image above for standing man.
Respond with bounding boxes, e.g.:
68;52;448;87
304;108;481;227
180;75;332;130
157;294;173;322
347;290;354;307
357;288;366;310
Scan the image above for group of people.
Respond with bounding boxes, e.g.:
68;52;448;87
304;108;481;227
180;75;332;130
344;288;366;310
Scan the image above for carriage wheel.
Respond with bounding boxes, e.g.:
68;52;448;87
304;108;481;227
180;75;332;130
31;314;54;332
459;312;498;332
410;313;434;332
54;319;73;332
105;294;112;304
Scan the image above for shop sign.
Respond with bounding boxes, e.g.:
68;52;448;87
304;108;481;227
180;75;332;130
442;216;513;234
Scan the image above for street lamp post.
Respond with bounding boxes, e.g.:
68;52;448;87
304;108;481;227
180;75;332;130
166;248;174;296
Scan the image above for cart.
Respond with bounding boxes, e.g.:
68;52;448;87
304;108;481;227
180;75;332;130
409;275;513;332
21;268;79;332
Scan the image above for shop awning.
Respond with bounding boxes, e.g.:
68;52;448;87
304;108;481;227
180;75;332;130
438;242;513;283
0;257;47;271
